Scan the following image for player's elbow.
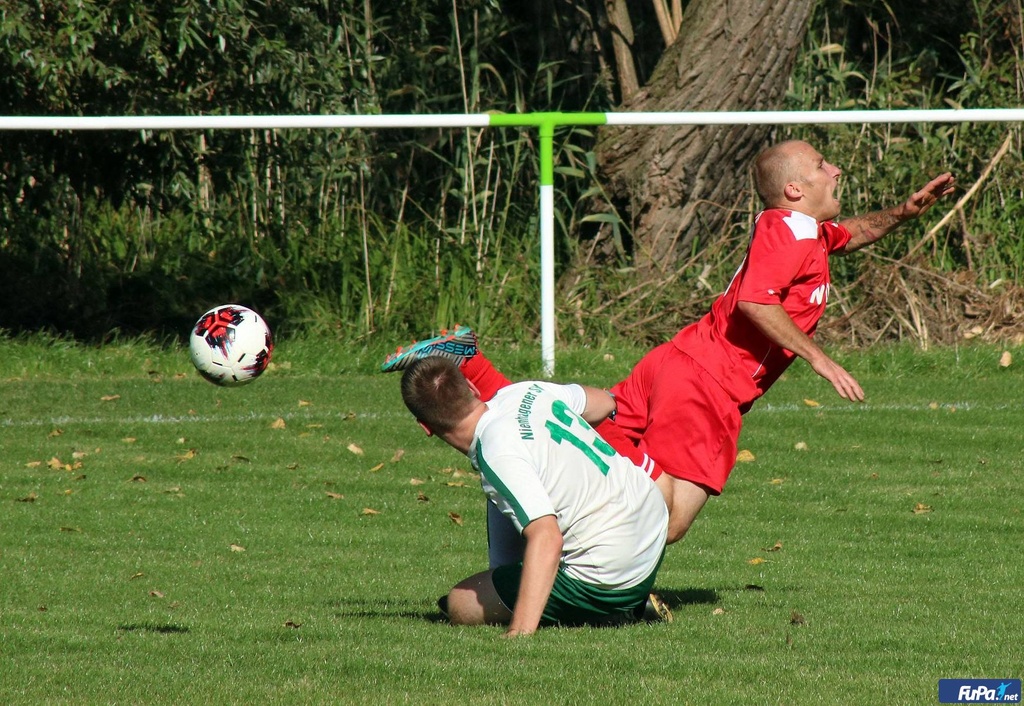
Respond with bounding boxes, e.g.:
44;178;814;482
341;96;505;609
736;300;761;320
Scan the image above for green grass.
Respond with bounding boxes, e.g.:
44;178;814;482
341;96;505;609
1;335;1022;704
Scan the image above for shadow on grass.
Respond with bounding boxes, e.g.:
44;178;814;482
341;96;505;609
117;623;190;634
329;598;446;623
330;589;720;627
656;587;720;608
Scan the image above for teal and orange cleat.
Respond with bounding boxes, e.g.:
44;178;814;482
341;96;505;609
380;325;478;373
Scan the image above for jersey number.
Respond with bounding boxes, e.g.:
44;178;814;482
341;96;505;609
545;400;616;475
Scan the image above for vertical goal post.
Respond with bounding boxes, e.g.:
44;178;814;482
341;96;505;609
3;108;1023;375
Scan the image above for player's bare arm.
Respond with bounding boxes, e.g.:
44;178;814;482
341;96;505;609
737;301;865;402
503;516;562;637
580;385;617;425
838;172;956;253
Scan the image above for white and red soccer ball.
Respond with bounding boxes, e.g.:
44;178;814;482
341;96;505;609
189;305;273;387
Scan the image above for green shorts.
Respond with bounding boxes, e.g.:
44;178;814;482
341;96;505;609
491;552;664;627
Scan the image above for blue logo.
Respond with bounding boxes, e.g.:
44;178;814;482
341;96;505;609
939;680;1021;703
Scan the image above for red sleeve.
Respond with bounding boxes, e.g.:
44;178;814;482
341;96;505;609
821;220;852;253
736;211;817;305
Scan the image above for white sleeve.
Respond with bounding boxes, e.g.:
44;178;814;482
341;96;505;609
560;383;587;415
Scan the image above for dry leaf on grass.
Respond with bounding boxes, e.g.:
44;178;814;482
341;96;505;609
101;395;121;402
803;399;820;407
999;350;1012;367
270;418;287;430
748;557;765;565
369;463;384;472
736;450;756;463
347;443;364;456
448;512;463;526
325;491;344;500
790;611;806;626
390;449;405;463
361;507;380;516
229;544;246;552
764;541;783;552
913;502;933;514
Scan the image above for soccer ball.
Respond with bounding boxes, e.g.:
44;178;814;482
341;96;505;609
189;305;273;387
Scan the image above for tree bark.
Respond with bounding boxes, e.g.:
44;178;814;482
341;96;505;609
595;0;815;274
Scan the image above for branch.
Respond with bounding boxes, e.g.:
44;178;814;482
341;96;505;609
903;131;1013;260
651;0;677;45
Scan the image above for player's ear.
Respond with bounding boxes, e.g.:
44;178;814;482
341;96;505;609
416;420;434;437
466;379;482;400
783;181;803;201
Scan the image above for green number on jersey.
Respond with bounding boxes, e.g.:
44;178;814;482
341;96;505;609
545;400;616;475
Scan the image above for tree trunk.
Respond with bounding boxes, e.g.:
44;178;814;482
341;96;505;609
595;0;815;274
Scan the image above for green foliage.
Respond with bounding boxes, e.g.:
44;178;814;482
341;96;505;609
786;0;1024;282
0;1;1022;346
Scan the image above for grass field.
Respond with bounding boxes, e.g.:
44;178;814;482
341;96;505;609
1;334;1021;704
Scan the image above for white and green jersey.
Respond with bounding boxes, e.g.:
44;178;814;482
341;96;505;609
469;381;668;590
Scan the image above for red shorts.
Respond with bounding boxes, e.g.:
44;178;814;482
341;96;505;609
610;342;741;495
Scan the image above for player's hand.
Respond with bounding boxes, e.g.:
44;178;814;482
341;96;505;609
809;356;864;402
903;173;955;219
502;627;534;638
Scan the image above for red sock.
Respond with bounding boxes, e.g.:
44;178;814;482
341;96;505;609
461;351;512;401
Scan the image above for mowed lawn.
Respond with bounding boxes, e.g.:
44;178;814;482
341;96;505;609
1;336;1021;705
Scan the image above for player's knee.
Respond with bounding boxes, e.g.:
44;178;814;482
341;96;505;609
446;586;486;626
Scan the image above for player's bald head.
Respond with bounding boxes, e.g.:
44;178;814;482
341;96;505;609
754;140;813;207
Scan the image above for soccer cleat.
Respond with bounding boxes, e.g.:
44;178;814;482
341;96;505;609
380;325;478;373
641;593;673;623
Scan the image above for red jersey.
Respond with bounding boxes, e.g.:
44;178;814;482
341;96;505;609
672;209;851;407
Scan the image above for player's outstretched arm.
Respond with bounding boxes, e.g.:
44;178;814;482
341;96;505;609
737;301;865;402
838;172;956;253
503;516;562;637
